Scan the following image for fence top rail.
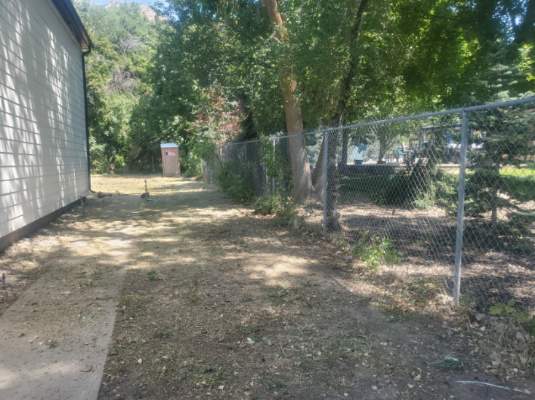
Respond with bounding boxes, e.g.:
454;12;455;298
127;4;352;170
266;95;535;142
342;95;535;130
216;96;535;148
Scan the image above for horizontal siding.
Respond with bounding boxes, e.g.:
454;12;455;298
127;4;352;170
0;0;89;238
0;173;87;221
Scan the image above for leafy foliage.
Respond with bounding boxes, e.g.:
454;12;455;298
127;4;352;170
216;161;256;203
76;0;534;176
254;194;297;222
76;0;159;173
353;231;401;271
465;108;535;225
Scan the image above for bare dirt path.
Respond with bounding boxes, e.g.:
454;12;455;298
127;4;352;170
89;177;532;400
1;176;533;400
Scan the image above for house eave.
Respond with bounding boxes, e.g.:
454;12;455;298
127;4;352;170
51;0;92;53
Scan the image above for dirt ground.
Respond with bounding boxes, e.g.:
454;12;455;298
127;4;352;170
1;175;534;399
0;177;150;399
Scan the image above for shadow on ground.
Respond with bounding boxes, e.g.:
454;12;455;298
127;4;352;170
1;176;532;399
81;177;532;400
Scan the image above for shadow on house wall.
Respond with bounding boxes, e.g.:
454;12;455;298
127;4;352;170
0;0;89;242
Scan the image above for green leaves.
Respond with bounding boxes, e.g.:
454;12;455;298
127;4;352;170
77;1;159;172
78;0;534;174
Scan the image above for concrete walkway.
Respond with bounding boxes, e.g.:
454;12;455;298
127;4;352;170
0;195;140;400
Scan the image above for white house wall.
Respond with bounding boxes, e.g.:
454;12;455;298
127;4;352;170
0;0;89;238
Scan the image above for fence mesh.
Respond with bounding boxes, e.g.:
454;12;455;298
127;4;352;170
203;98;535;315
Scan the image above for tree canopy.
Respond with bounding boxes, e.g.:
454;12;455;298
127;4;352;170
77;0;534;174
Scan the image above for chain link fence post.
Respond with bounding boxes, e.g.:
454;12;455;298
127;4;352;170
271;137;276;195
263;140;269;195
322;131;329;232
453;110;469;305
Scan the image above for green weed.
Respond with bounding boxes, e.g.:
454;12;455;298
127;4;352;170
353;232;400;271
254;194;297;225
489;300;535;336
147;271;159;281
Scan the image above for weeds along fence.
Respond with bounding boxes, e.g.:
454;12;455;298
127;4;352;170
203;97;535;313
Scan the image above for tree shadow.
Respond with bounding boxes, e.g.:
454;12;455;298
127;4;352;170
2;178;534;399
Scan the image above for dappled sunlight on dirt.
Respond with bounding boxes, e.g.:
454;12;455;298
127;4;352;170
242;255;311;285
2;176;532;399
84;176;535;400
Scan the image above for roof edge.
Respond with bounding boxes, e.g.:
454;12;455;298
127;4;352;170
51;0;92;53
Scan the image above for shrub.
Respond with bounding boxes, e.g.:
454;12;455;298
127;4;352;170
340;168;458;211
182;139;218;177
216;161;256;203
382;173;411;206
254;195;283;215
434;171;458;213
339;174;390;203
254;194;297;224
181;152;202;177
352;232;400;271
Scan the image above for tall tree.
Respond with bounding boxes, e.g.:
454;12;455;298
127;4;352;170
76;0;159;172
81;0;534;180
263;0;312;202
324;0;369;231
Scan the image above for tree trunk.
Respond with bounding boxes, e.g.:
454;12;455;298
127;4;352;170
516;0;534;44
325;132;341;231
312;0;368;230
377;140;386;164
263;0;312;202
491;191;498;227
318;0;369;232
311;0;369;181
333;0;368;169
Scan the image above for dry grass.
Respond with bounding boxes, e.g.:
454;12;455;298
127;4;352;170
89;176;534;399
2;175;533;399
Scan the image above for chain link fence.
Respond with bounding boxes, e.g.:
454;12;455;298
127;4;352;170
203;97;535;314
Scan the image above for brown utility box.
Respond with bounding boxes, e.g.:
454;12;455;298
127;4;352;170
160;143;180;177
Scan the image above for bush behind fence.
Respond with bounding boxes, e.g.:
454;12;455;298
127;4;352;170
203;97;535;320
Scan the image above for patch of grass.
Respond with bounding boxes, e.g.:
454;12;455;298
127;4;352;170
339;174;389;203
413;191;436;209
340;170;458;211
525;318;535;337
382;305;413;321
238;323;263;343
352;232;400;271
502;164;535;177
188;278;201;305
147;271;159;281
500;165;535;201
489;300;535;336
254;194;298;226
335;335;369;355
254;194;282;215
406;278;442;305
191;365;226;388
433;355;464;371
265;287;292;306
330;233;351;254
